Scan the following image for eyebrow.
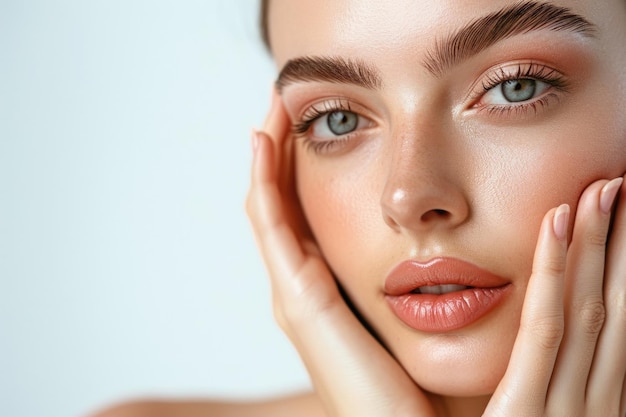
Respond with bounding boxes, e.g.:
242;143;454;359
424;1;597;76
275;56;382;93
275;1;596;91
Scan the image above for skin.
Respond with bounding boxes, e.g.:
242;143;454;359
252;0;626;415
92;1;626;416
272;0;626;397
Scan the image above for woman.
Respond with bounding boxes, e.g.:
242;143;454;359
95;0;626;415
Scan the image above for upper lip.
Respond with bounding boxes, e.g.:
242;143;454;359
384;257;509;296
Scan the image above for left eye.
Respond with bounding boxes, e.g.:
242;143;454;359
483;78;551;104
311;110;371;138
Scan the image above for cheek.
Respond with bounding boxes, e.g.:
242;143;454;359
294;81;626;281
295;152;383;271
474;101;626;235
295;110;626;280
292;114;626;397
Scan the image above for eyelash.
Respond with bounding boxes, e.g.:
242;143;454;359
293;63;570;154
292;98;356;153
292;98;352;135
471;62;570;116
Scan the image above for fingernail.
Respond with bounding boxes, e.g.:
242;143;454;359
599;177;623;214
553;204;570;241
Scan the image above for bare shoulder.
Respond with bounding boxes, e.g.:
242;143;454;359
89;391;326;417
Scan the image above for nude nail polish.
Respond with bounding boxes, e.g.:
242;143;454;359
553;204;570;241
599;177;623;214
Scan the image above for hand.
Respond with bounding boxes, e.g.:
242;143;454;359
246;90;437;417
484;175;626;417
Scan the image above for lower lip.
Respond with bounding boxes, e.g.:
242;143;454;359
385;285;511;332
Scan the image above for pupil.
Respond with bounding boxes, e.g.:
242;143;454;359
501;79;536;102
327;111;358;135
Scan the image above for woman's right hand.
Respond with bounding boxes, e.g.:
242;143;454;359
246;90;437;417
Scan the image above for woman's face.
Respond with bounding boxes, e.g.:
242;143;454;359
268;0;626;396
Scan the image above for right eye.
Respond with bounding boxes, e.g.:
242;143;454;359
310;110;372;139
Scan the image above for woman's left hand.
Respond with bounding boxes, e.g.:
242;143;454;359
483;175;626;417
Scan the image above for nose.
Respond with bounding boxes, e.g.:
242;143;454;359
380;130;470;235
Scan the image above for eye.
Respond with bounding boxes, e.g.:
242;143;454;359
481;78;551;105
325;111;358;135
291;99;376;154
310;110;371;138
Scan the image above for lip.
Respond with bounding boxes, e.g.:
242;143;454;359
384;257;511;332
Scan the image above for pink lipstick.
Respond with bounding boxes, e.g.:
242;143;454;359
384;257;511;332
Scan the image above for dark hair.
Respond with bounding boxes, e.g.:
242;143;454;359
260;0;271;52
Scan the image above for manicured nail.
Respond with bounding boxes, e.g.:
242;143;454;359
599;177;623;214
553;204;570;241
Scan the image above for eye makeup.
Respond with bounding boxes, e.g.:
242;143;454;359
291;97;375;155
467;61;571;118
287;56;579;156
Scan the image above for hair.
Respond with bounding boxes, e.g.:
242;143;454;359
259;0;271;52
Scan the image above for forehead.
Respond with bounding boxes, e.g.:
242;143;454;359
268;0;611;66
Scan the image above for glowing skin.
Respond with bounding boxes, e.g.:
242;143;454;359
268;0;626;403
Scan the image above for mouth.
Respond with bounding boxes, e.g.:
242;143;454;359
411;284;471;294
384;258;511;332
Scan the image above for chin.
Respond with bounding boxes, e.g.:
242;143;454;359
410;361;504;397
394;328;516;397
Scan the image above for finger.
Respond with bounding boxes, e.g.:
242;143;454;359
262;88;290;144
249;129;343;317
248;132;435;417
486;204;569;416
247;89;298;247
262;89;293;186
259;88;307;234
249;130;309;287
546;178;620;409
587;175;626;412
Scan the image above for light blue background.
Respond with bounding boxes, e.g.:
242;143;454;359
0;1;311;416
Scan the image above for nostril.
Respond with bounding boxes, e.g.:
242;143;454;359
380;178;470;232
421;208;451;222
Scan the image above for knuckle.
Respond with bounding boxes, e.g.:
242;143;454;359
522;315;564;350
536;255;566;276
575;299;606;335
271;283;300;332
278;298;305;328
271;260;338;328
278;298;319;330
584;228;609;248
